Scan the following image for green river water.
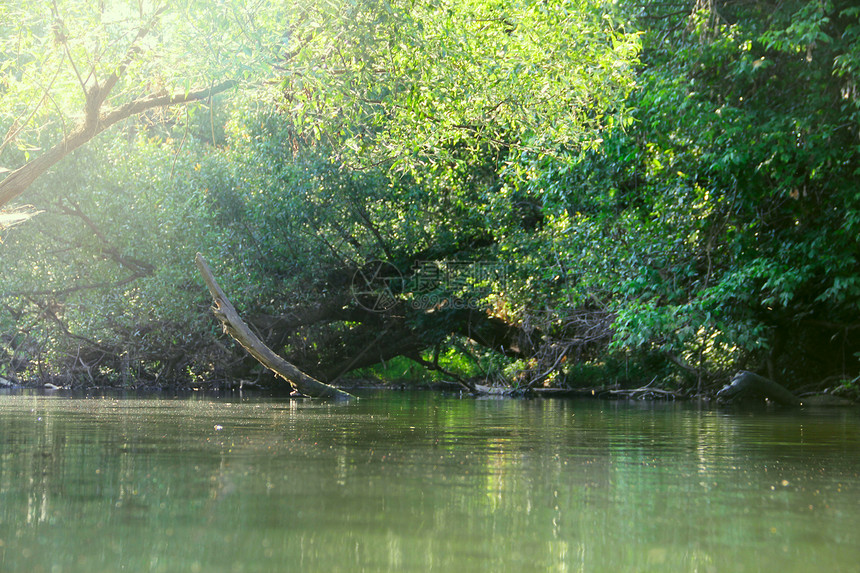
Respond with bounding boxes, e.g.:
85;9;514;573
0;391;858;572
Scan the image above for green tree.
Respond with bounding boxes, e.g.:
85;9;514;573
282;0;639;171
0;0;288;385
0;0;286;211
546;0;860;389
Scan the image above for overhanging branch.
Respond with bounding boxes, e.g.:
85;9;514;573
0;81;237;209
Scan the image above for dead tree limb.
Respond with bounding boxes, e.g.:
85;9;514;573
195;253;355;400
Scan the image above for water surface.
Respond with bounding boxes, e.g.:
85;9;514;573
0;392;858;572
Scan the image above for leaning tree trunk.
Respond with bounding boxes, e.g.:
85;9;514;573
195;254;355;400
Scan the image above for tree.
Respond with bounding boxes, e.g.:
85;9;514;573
0;0;286;211
20;0;857;396
0;0;643;390
231;0;643;390
0;0;289;386
548;0;860;390
282;0;640;172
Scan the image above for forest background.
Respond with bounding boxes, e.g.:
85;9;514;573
1;0;858;398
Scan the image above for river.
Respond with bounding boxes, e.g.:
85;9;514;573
0;391;858;572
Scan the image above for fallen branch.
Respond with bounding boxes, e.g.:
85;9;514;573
195;253;355;400
716;371;800;406
606;387;680;400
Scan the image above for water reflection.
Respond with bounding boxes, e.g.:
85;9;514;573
0;393;858;572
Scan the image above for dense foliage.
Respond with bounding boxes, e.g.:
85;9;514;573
607;0;860;389
1;0;858;397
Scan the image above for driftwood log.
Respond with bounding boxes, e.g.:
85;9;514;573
716;371;801;406
195;253;355;400
716;371;856;406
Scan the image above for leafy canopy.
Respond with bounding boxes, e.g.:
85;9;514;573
283;0;640;171
0;0;288;173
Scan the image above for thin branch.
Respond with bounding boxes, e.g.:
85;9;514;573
99;80;237;127
169;107;190;181
24;296;115;354
327;327;393;384
95;5;168;110
3;268;151;298
0;56;66;155
59;199;155;275
408;352;477;394
51;0;88;94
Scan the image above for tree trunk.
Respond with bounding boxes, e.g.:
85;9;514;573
195;253;355;400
